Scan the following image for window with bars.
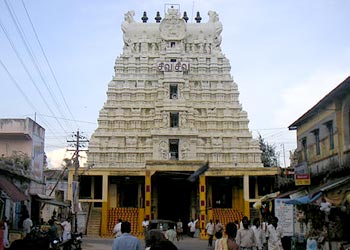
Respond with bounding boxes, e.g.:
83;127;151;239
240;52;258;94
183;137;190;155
169;139;179;160
170;84;178;99
302;137;307;162
326;121;334;150
170;112;179;127
313;129;320;155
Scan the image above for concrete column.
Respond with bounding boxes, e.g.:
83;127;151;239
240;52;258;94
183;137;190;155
101;174;109;235
199;175;206;239
101;201;108;236
243;175;250;218
145;171;151;220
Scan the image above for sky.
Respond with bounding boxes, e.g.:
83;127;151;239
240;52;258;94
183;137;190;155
1;0;349;168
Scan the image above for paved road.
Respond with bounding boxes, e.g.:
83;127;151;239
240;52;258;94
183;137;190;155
83;236;211;250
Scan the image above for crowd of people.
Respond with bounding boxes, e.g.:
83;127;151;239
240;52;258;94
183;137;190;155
211;216;284;250
111;215;283;250
113;217;190;250
0;213;72;248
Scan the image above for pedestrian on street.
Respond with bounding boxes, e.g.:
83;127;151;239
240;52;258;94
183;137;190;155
266;216;283;250
215;219;224;236
206;219;215;247
226;222;239;250
3;217;9;248
165;223;177;243
251;218;265;250
187;218;198;238
113;219;123;238
112;221;142;250
22;216;33;237
145;223;165;250
236;216;256;250
142;217;149;237
176;219;183;241
61;217;72;241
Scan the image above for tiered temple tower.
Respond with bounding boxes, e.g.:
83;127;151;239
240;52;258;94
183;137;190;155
89;7;262;169
69;6;277;238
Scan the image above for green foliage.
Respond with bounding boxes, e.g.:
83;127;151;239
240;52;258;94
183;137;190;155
258;134;279;167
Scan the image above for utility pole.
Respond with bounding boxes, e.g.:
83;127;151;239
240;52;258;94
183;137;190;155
281;143;286;168
67;130;89;232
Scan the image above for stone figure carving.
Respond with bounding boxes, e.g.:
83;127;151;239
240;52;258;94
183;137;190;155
122;11;135;50
162;111;168;127
181;112;188;127
150;43;157;54
159;141;168;160
197;138;205;146
123;10;135;27
126;136;137;146
212;137;222;146
181;142;190;159
208;10;222;49
159;7;186;40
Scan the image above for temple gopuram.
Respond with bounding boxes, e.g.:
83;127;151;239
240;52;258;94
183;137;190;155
68;6;277;238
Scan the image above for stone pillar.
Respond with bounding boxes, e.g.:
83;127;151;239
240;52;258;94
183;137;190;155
243;175;250;218
101;174;109;235
199;175;206;239
145;171;151;220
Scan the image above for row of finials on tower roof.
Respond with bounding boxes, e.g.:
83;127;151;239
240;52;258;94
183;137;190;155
141;10;203;23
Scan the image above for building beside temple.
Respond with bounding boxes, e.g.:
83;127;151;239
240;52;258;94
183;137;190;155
68;6;277;237
286;76;350;247
289;76;350;180
0;118;45;228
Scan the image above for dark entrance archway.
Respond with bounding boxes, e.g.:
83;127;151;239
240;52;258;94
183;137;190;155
153;172;194;226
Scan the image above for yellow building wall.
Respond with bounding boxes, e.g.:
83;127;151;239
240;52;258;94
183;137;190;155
109;183;117;208
296;102;340;165
232;183;244;214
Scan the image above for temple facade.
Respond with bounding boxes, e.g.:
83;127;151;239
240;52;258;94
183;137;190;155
68;6;277;237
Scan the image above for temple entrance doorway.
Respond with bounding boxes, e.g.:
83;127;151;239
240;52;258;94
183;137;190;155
153;172;194;228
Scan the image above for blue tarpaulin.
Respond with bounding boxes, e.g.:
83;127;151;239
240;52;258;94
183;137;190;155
285;192;322;205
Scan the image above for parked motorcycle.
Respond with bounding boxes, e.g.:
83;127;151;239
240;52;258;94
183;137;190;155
71;232;83;250
9;226;51;250
58;232;83;250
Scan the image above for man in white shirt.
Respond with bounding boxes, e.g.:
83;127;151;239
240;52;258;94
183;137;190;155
266;216;283;250
23;216;33;236
188;218;198;238
113;219;123;237
142;217;149;237
236;216;256;250
61;217;72;241
251;218;265;250
206;219;215;247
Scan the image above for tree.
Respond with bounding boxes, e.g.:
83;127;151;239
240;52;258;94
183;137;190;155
258;134;279;167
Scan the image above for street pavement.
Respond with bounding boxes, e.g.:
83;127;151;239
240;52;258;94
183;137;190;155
82;235;211;250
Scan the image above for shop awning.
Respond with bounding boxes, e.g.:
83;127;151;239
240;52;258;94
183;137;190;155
285;192;322;205
253;191;280;209
310;176;350;197
33;194;70;207
0;175;28;202
37;198;70;207
277;188;307;199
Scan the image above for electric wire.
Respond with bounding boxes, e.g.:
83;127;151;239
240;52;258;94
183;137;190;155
21;0;79;129
32;113;97;124
0;58;36;111
0;59;63;143
4;0;74;132
0;14;68;134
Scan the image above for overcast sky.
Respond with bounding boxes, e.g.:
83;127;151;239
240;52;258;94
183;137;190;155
1;0;349;168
